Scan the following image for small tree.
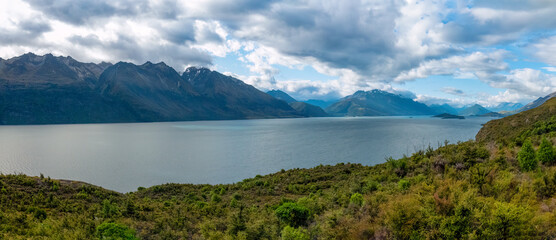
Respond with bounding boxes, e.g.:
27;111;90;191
537;138;555;165
275;202;310;227
518;139;537;171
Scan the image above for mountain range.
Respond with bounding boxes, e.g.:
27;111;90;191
0;53;301;124
1;53;553;124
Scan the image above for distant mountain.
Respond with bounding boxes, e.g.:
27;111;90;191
289;102;328;117
489;102;524;112
429;103;458;115
0;53;302;124
304;99;338;109
266;90;297;104
265;90;328;117
514;91;556;113
325;90;436;116
458;104;492;116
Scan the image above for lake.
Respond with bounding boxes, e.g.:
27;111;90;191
0;116;492;192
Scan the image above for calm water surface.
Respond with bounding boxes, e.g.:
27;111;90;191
0;116;492;192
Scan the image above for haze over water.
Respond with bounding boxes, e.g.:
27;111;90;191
0;117;491;192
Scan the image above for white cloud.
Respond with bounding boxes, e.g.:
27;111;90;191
394;51;509;82
489;68;556;97
531;35;556;66
2;0;556;103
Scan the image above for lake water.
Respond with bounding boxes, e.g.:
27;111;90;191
0;116;492;192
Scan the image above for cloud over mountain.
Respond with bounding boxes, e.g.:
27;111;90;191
1;0;556;104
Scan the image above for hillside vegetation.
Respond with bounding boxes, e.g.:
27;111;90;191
477;97;556;145
2;101;556;239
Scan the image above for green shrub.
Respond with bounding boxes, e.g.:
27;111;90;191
518;139;537;171
482;202;532;239
537;138;555;165
440;205;471;239
275;202;310;227
96;222;138;240
363;180;380;193
281;226;310;240
102;200;119;218
387;198;425;240
210;193;221;203
398;179;410;191
349;193;364;206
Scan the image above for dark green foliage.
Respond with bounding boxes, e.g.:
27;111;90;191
537;137;555;165
387;157;408;177
518;139;537;171
440;205;471;239
275;202;310;227
102;199;119;218
96;222;138;240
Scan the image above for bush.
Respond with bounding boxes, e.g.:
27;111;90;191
281;226;310;240
349;193;364;206
440;205;471;239
482;202;532;239
275;202;310;227
518;139;537;171
387;198;425;239
102;200;119;218
96;222;138;240
537;138;555;165
398;179;410;191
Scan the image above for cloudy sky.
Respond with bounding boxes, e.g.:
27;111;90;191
2;0;556;106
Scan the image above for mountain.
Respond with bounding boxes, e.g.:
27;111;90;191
489;102;524;112
182;67;301;119
0;52;111;86
429;103;458;115
0;53;137;124
97;62;211;121
457;104;492;116
325;90;436;116
0;53;302;124
514;91;556;113
266;90;297;104
304;99;337;109
289;102;328;117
